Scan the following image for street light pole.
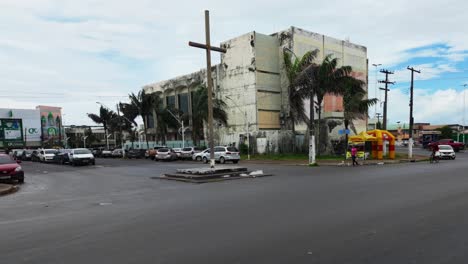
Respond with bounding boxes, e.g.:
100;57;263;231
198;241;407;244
166;109;186;149
372;63;382;116
83;136;89;148
225;96;250;160
463;84;467;145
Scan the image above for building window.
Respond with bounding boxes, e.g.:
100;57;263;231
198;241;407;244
178;93;189;115
147;113;154;128
166;96;176;109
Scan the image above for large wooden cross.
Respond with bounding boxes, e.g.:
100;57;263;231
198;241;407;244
189;10;226;168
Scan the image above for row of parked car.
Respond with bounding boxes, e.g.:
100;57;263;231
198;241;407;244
10;148;96;166
145;146;241;164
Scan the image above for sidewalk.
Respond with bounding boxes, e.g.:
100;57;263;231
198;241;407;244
0;184;18;196
241;154;428;166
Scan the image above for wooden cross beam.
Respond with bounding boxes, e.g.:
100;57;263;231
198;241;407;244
188;10;226;168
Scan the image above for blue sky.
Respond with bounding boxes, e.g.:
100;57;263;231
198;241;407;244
1;0;467;126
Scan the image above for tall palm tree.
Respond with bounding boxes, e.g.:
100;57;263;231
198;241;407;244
87;106;116;149
283;49;319;135
341;77;378;147
129;90;157;149
316;55;352;153
119;102;140;149
191;85;228;146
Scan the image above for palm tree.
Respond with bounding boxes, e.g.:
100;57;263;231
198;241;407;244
283;49;319;136
129;90;157;149
119;102;140;149
316;55;353;154
191;85;228;146
341;77;378;147
87;106;116;149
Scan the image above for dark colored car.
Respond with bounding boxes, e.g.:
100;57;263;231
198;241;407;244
31;150;40;162
52;149;72;164
127;149;146;159
21;150;34;161
0;154;24;183
12;150;25;160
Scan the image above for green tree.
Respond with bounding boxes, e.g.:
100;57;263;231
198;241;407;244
87;106;116;148
436;126;454;139
129;90;158;149
191;85;228;146
341;77;378;148
283;49;318;137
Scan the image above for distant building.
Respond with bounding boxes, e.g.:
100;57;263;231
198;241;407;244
0;106;63;149
143;27;368;153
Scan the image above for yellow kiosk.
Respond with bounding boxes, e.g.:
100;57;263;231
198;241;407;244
348;130;396;160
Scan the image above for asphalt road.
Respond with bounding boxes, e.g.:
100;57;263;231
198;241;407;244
1;153;468;264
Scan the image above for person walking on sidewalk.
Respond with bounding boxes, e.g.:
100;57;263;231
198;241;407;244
351;146;359;166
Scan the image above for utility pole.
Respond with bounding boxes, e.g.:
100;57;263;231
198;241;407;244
378;69;395;130
116;103;125;158
375;113;382;129
189;10;227;168
407;66;421;158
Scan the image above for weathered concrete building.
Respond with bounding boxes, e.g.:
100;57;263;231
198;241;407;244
143;27;368;153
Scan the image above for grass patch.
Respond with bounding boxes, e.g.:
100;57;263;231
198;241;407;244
240;153;344;161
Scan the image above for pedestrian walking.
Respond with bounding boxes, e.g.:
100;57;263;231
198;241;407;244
351;146;359;166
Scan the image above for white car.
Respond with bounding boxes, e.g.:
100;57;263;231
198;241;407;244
173;148;182;159
69;148;95;166
201;146;240;164
193;149;210;161
436;145;456;160
38;149;58;163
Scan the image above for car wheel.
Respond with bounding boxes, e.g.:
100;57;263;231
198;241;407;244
220;157;226;164
196;156;201;161
72;161;77;166
233;160;239;164
92;161;96;165
203;157;208;164
18;177;24;184
61;158;65;165
452;157;456;160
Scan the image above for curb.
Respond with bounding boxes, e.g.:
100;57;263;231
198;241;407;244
0;184;19;196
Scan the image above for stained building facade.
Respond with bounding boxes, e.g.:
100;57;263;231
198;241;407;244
143;27;368;153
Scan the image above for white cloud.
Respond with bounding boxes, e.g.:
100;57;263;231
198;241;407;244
386;88;468;125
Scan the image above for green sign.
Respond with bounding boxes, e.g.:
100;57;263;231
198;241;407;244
0;119;24;148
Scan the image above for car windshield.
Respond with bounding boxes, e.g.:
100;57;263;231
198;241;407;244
25;150;34;154
16;150;24;155
439;145;452;150
158;148;168;152
45;150;57;154
227;147;239;152
182;148;192;151
75;149;91;154
0;155;14;164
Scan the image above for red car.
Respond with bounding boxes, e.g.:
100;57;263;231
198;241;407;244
0;154;24;183
428;139;465;152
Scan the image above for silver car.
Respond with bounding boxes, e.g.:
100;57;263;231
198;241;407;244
155;148;178;161
181;147;203;160
202;146;240;164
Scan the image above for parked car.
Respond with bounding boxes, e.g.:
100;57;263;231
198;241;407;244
9;149;23;158
100;149;113;158
436;144;456;160
38;149;59;163
181;147;203;160
0;154;24;183
21;150;34;161
12;149;25;160
145;146;166;160
53;149;72;164
201;146;240;164
31;150;41;162
155;148;178;161
428;139;464;152
193;149;210;161
173;148;182;159
127;149;146;159
111;149;124;158
69;148;95;166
